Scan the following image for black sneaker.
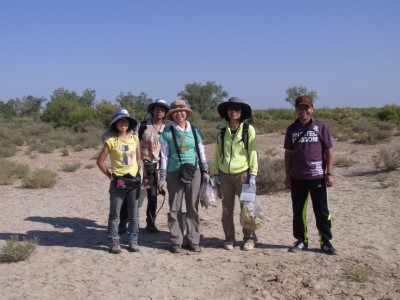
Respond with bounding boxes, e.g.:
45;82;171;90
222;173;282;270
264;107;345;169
288;240;308;253
170;244;182;253
187;244;201;252
321;241;337;255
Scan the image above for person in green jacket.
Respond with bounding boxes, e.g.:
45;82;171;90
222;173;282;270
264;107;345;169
214;97;258;251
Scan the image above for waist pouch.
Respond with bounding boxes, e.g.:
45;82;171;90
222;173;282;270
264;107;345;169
180;163;197;184
143;160;157;174
113;174;141;190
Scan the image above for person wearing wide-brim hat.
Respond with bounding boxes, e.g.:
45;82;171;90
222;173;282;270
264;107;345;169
134;99;171;233
214;97;259;252
165;99;193;120
158;99;209;253
217;97;252;121
97;108;148;254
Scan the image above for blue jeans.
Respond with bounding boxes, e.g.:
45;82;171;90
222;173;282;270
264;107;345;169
108;182;139;244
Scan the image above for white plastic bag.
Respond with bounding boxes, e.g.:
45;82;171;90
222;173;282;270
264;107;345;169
199;180;218;209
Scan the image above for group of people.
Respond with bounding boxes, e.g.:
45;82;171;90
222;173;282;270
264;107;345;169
97;95;337;256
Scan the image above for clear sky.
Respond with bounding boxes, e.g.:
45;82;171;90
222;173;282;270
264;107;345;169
1;0;399;109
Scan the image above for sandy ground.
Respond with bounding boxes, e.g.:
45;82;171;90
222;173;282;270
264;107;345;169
0;133;399;299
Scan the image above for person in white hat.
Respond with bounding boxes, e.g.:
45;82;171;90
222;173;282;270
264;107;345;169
97;108;148;254
138;99;171;233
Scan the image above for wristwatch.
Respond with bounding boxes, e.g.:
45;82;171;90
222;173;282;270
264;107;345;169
326;172;333;176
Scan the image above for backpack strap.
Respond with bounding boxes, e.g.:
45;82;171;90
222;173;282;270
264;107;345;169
170;126;183;166
138;121;147;140
242;122;249;149
219;122;249;163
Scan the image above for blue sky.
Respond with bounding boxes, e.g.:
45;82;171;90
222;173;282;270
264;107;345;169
1;0;399;109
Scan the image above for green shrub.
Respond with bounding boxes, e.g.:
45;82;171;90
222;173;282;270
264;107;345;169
346;265;375;283
0;160;30;185
61;162;81;172
0;143;17;158
372;148;400;171
61;148;69;156
257;156;285;194
22;169;57;188
0;235;39;263
334;156;356;168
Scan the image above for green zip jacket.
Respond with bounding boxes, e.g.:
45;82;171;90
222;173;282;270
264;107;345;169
214;121;258;176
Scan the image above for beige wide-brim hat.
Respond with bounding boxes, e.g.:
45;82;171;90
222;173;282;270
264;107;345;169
165;100;193;120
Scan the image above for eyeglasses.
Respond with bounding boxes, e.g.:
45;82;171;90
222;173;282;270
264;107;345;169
154;107;166;111
296;105;311;111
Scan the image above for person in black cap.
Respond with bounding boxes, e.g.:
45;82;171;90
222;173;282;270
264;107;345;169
214;97;258;251
284;95;336;255
97;108;148;254
139;99;171;233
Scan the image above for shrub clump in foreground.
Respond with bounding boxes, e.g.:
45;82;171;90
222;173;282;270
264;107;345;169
22;169;57;188
372;148;400;171
0;235;39;263
257;156;286;194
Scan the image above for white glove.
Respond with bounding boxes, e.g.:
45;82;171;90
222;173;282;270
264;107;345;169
158;169;167;190
249;175;256;186
214;175;220;187
202;172;210;182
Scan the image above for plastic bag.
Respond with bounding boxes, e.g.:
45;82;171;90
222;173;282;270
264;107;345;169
240;197;266;230
199;180;218;209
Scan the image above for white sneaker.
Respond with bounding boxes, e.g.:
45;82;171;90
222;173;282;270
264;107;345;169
223;241;234;250
243;241;254;251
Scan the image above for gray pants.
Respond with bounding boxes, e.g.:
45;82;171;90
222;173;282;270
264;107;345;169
108;183;139;244
167;169;201;246
220;171;257;243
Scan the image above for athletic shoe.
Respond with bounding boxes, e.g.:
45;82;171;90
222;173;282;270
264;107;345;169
223;241;234;250
170;244;182;253
242;241;254;251
187;244;201;252
145;223;159;233
128;243;140;252
321;241;337;255
288;240;308;253
110;237;122;254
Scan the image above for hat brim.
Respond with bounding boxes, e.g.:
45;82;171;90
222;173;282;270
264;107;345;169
165;107;193;120
109;115;138;131
147;102;170;113
217;102;252;120
296;101;313;108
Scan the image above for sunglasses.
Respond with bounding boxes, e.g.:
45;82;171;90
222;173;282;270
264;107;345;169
227;106;242;112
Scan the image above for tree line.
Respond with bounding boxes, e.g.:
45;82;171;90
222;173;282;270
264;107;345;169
2;83;399;128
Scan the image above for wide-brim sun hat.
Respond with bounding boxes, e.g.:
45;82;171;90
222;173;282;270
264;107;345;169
165;100;193;120
217;97;252;121
109;108;138;131
147;98;170;113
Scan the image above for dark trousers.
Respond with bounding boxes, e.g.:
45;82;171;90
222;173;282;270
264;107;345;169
146;169;159;225
291;178;332;244
120;164;159;228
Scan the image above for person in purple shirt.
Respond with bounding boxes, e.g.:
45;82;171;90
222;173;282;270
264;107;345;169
284;95;336;255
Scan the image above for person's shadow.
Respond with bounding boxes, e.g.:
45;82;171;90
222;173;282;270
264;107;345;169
0;216;108;251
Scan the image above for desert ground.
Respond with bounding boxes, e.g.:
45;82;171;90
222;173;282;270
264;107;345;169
0;133;399;299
